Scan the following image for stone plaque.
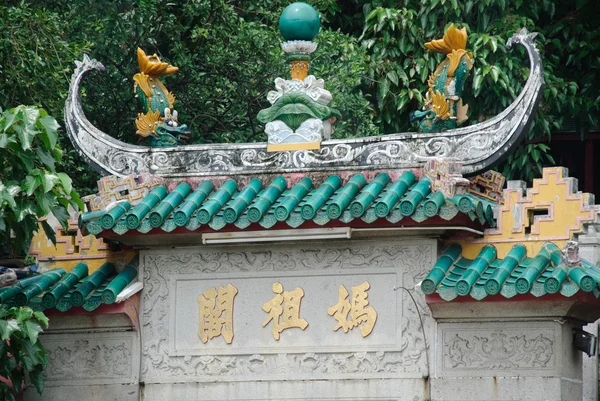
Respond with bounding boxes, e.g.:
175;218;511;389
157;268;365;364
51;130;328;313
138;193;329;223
169;270;400;355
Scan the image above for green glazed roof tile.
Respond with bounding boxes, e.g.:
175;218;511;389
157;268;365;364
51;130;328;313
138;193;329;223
82;173;500;236
0;258;139;311
424;242;600;300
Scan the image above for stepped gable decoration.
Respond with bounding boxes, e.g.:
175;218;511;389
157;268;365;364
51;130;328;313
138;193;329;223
65;22;543;178
421;167;600;301
29;216;131;272
458;167;597;259
257;2;340;152
411;24;473;133
133;48;189;147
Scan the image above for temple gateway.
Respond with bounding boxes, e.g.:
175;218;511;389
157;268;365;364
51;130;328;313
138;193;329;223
8;3;600;400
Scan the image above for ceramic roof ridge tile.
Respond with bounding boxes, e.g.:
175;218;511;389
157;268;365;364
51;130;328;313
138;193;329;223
81;172;500;236
423;242;600;300
0;257;139;312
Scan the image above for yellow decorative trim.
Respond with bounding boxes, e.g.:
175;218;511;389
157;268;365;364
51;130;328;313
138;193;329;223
290;60;309;81
267;141;321;152
133;72;152;99
137;48;178;76
447;49;471;77
425;24;468;54
452;167;597;259
431;91;451;120
135;110;161;138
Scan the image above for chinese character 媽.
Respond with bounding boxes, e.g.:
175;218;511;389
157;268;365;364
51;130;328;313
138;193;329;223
328;281;377;337
262;282;308;340
198;283;238;344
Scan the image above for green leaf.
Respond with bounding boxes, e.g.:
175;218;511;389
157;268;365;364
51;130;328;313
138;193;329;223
38;116;60;149
1;109;18;133
14;124;38;151
490;67;499;83
29;365;46;395
41;220;57;246
15;307;33;324
386;71;398;86
36;148;56;170
69;189;84;211
33;311;49;329
18;151;36;173
23;320;43;344
57;173;73;194
23;176;38;197
0;319;19;340
20;340;46;371
41;174;59;193
52;205;70;230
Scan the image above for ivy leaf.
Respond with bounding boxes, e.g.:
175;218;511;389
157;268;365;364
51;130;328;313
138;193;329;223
19;339;45;371
35;148;56;170
41;220;57;245
57;172;72;194
23;176;38;197
14;307;33;324
23;320;43;344
51;205;70;231
41;173;59;193
37;116;59;149
33;311;49;329
0;319;19;341
69;189;85;211
13;124;38;151
29;365;46;395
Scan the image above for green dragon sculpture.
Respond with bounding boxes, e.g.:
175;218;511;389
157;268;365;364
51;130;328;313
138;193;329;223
133;48;189;147
411;24;473;133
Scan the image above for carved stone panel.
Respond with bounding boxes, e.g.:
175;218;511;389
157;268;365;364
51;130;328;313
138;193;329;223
41;331;138;386
140;238;436;383
438;321;558;377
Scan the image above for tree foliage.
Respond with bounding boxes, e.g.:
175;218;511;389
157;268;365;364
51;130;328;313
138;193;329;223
0;106;83;258
0;0;598;188
0;305;49;401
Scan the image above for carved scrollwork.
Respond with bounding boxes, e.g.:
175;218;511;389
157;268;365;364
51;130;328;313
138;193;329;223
65;30;543;178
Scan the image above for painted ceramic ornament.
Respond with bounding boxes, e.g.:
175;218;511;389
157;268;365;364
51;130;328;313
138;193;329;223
411;24;473;133
133;48;189;147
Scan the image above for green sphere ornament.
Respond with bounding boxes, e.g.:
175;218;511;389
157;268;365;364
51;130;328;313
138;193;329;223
279;2;320;41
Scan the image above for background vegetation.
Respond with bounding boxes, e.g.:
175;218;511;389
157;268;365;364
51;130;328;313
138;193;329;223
0;0;598;190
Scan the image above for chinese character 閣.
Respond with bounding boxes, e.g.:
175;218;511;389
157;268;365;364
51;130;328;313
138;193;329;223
198;283;238;344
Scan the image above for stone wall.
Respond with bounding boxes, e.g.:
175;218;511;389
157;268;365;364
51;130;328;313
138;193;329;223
24;315;140;401
139;237;436;401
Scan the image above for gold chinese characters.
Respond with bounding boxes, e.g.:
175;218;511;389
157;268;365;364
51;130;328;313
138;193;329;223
328;281;377;337
197;281;377;344
198;284;238;344
262;282;309;340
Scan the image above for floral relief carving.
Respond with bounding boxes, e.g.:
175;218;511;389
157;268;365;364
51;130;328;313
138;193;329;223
45;339;132;380
444;330;554;369
140;242;434;379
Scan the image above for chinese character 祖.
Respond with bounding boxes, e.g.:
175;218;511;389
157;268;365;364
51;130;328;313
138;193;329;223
328;281;377;337
262;282;308;340
198;283;238;344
